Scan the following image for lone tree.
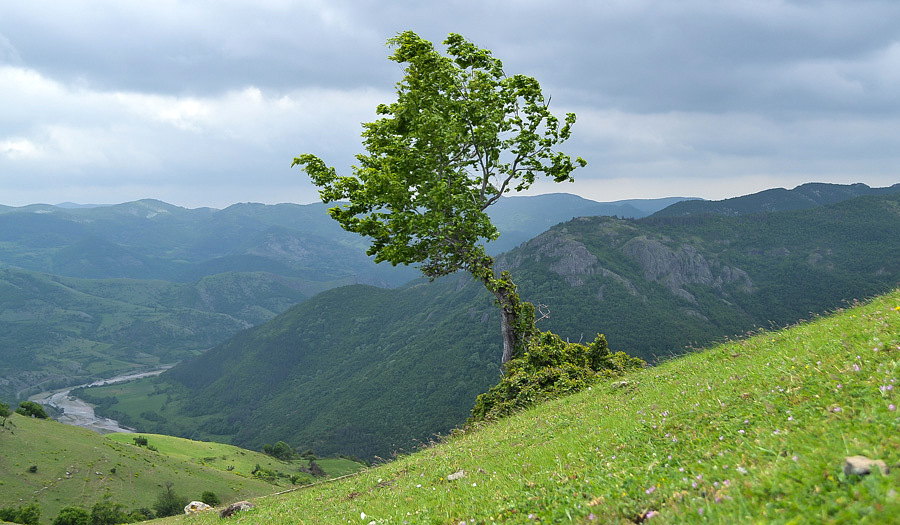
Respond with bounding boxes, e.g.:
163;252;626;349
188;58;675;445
294;31;586;364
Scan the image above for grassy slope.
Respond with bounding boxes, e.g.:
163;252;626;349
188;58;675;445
0;417;363;522
0;415;275;519
160;289;900;524
104;433;364;480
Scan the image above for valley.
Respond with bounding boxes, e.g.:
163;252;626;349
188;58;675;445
66;185;900;462
0;193;680;402
29;367;171;433
2;183;899;523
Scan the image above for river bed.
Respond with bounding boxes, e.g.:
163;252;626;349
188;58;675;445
29;367;172;434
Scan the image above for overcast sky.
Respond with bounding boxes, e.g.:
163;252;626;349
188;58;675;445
1;0;899;209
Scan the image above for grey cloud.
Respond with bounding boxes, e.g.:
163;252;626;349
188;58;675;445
0;1;390;94
0;0;898;208
4;0;899;113
0;32;21;63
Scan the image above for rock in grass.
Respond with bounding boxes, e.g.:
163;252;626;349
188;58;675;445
219;501;254;518
843;455;889;476
184;501;212;514
447;469;466;481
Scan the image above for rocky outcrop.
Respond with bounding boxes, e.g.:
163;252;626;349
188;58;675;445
621;237;753;303
500;230;639;294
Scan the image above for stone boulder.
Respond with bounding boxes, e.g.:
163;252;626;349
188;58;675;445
184;501;212;514
843;455;890;476
220;501;255;518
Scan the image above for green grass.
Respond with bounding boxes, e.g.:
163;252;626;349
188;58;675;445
106;433;287;478
155;289;900;524
0;415;276;521
105;433;364;481
0;417;364;522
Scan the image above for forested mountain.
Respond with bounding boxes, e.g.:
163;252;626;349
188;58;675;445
652;181;900;217
0;268;323;400
484;193;692;252
0;199;416;285
0;195;684;282
0;194;684;402
102;190;900;460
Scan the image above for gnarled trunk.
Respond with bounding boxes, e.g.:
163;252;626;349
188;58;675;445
468;253;537;366
494;288;518;365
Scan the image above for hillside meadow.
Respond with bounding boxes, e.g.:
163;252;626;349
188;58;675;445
0;417;364;522
154;288;900;524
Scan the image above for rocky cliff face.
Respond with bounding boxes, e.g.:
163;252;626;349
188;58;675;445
621;237;753;303
499;228;641;296
499;222;753;308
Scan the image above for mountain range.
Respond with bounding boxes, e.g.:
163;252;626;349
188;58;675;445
0;193;687;401
651;181;900;217
79;184;900;459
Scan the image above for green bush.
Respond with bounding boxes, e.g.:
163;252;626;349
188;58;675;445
153;482;188;518
469;332;644;422
200;490;221;506
52;506;90;525
0;503;41;525
90;497;133;525
262;440;298;461
252;466;278;483
15;401;48;419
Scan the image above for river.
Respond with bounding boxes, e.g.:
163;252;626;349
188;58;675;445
28;367;172;434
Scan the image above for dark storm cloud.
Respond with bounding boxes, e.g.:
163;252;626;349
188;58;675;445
6;0;898;110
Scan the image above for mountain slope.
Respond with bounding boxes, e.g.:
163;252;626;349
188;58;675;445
0;268;316;400
118;279;502;459
484;194;693;253
0;199;417;285
652;181;900;217
0;413;278;521
0;194;684;285
0;194;686;403
156;287;900;524
100;192;900;460
504;191;900;358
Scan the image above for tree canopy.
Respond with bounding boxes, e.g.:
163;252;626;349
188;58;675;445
294;31;585;363
15;400;48;419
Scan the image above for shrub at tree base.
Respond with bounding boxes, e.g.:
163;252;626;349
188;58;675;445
470;333;644;422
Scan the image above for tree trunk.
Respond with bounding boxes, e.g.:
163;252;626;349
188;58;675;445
469;253;536;366
493;288;518;365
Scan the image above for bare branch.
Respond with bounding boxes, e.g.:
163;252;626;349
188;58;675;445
535;303;551;323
